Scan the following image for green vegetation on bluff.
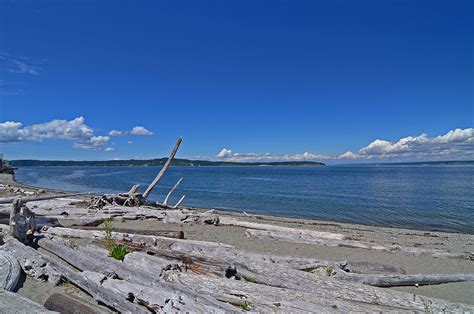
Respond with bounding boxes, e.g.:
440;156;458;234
11;158;325;167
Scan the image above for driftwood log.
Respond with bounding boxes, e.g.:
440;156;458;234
0;250;22;291
44;293;102;314
0;290;55;313
88;137;183;208
71;226;185;239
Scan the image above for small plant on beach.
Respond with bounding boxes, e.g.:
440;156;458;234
241;300;251;311
109;244;129;261
103;218;129;261
325;266;334;276
67;239;78;250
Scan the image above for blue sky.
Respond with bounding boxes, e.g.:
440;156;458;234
0;0;473;163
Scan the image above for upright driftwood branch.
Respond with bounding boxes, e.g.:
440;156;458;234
163;177;184;206
173;195;186;208
143;137;182;198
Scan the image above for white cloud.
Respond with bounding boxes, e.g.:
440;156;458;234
105;147;115;152
217;148;233;158
127;141;133;144
0;117;112;150
130;126;153;136
216;128;474;163
338;128;474;161
108;130;125;137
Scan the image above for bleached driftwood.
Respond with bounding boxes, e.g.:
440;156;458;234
9;198;36;243
143;137;182;198
2;237;147;312
0;250;22;291
40;226;233;249
173;195;186;208
0;193;89;205
0;290;55;313
87;137;183;208
72;226;185;239
37;238;237;311
163;177;184;206
245;228;471;259
331;271;474;287
0;237;58;282
220;217;346;240
164;240;474;288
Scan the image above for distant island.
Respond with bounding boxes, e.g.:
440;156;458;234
10;158;325;167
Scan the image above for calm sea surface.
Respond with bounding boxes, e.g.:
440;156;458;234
15;165;474;234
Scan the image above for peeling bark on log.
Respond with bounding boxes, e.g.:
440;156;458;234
163;177;184;206
143;137;182;198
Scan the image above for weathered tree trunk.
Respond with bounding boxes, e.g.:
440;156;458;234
143;137;182;198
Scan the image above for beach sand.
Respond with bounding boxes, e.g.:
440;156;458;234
1;173;473;308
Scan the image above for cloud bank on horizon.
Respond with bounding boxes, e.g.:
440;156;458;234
0;117;472;162
0;117;153;151
216;128;474;163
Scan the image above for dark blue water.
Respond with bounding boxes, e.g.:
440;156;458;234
15;165;474;234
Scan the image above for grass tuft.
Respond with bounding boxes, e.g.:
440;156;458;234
103;218;129;261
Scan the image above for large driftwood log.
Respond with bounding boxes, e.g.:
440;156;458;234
245;228;471;259
143;137;182;198
220;216;346;240
72;225;185;239
0;193;89;204
40;226;232;249
331;271;474;287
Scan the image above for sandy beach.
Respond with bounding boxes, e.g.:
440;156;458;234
1;172;473;311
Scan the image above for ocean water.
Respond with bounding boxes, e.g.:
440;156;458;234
14;165;474;234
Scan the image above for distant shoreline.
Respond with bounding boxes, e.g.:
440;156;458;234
9;159;474;168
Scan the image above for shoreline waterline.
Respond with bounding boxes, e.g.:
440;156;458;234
12;165;474;234
6;168;474;236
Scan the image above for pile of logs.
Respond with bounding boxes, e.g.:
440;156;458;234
1;137;473;312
